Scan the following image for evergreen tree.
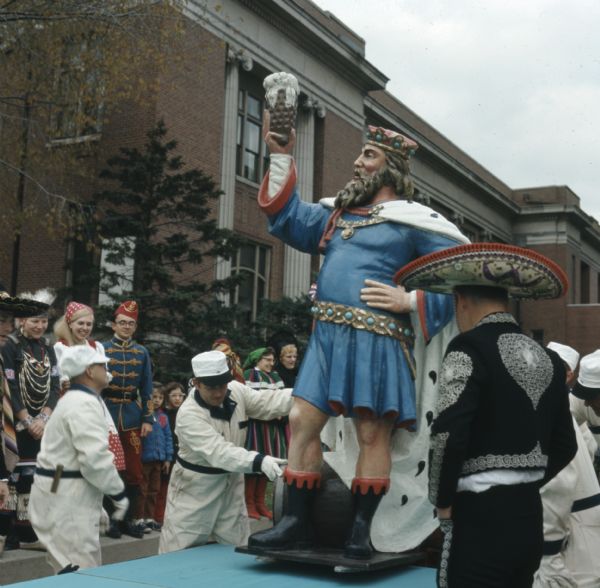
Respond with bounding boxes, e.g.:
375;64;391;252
89;120;244;381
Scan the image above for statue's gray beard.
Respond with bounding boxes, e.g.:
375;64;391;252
334;170;386;209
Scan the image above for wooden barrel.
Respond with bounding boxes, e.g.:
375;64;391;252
273;462;353;548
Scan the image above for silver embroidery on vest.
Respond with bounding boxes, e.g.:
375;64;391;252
461;441;548;475
436;351;473;416
438;519;453;588
429;431;449;505
498;333;553;409
477;312;518;327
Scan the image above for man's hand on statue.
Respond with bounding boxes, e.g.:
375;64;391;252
262;110;296;154
140;422;153;438
162;461;171;474
260;456;287;481
436;506;452;520
360;279;412;313
0;481;8;508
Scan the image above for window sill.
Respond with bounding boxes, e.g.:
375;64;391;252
235;175;261;190
47;133;102;148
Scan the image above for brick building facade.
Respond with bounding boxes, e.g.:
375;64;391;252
3;0;600;355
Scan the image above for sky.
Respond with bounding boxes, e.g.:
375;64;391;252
313;0;600;222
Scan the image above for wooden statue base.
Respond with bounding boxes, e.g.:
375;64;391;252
235;545;425;573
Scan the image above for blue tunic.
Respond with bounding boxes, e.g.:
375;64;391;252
101;337;154;432
267;190;461;426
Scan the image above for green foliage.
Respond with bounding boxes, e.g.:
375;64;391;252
0;1;186;249
87;120;248;381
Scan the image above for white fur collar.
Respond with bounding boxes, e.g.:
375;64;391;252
319;197;470;244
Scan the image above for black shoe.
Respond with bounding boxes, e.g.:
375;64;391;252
106;519;122;539
343;486;385;560
122;520;145;539
248;480;317;551
146;519;162;532
3;534;20;551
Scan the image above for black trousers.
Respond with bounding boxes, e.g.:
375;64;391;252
439;482;543;588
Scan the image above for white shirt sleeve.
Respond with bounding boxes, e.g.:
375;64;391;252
241;384;293;420
268;154;293;198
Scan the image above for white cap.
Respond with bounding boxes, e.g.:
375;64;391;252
59;345;109;379
547;342;580;372
191;350;232;383
573;349;600;400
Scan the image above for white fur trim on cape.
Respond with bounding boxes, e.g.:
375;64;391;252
319;197;469;245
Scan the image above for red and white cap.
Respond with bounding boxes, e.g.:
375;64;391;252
65;301;93;324
114;300;139;321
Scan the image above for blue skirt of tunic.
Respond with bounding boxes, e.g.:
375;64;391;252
293;320;416;428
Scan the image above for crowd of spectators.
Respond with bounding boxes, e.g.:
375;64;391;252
0;285;298;558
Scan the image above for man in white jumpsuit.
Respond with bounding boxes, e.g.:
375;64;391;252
159;350;292;553
570;350;600;466
535;349;600;587
29;345;129;574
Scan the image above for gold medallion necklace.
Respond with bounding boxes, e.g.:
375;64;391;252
335;205;387;239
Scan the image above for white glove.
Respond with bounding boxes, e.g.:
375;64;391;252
260;456;287;481
110;495;129;521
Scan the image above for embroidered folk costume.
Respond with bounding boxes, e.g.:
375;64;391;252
1;289;58;546
101;301;153;536
243;348;288;459
243;347;288;521
396;243;577;588
0;287;50;550
159;351;292;553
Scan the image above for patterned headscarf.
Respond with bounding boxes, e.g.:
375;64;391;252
65;301;93;324
211;338;245;384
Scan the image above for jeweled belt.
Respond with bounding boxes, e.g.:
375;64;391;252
310;301;416;379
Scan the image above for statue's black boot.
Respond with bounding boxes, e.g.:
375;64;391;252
248;469;321;551
343;477;390;559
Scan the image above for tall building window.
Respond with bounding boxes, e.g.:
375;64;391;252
581;261;590;304
236;79;269;183
570;255;577;303
232;242;271;323
98;236;135;306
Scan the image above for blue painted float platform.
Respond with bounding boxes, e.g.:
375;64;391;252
8;543;436;587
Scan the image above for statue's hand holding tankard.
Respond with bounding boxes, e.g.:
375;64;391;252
263;71;299;155
263;110;296;155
